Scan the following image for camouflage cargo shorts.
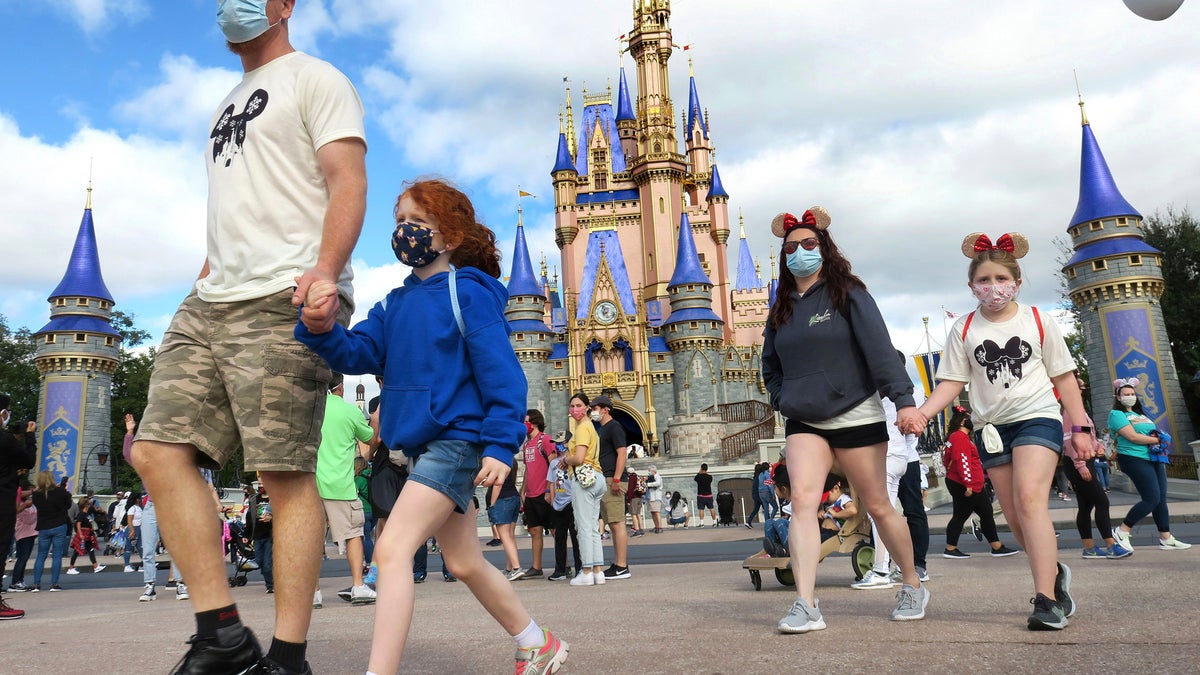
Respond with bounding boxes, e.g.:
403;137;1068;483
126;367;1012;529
135;288;352;473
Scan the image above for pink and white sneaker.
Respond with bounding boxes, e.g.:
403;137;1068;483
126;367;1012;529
514;628;569;675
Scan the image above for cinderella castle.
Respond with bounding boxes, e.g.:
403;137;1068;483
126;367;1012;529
504;0;776;460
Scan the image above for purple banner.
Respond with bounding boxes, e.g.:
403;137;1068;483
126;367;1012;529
39;379;85;486
1104;307;1169;428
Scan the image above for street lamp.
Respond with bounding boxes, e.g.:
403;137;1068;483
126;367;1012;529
81;442;110;494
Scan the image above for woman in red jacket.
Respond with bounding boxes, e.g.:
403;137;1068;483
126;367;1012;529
943;408;1018;559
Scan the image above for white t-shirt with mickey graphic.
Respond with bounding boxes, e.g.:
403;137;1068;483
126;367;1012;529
936;304;1076;426
198;51;366;303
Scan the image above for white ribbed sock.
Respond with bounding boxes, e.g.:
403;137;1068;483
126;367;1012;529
514;619;543;648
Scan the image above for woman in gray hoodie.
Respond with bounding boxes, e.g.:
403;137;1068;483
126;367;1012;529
762;207;928;635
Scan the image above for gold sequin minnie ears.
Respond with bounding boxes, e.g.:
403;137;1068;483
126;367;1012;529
960;232;1029;259
771;207;830;238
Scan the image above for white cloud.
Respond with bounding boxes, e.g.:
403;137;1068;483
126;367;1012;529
44;0;147;33
114;55;241;140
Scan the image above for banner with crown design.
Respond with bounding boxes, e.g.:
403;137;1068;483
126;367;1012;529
1103;306;1173;436
38;379;86;488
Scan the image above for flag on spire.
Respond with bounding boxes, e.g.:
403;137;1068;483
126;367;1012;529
519;190;536;198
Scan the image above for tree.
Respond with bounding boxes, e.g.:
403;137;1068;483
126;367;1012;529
1143;208;1200;427
0;314;40;426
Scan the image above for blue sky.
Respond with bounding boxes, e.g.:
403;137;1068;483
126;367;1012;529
2;0;1199;371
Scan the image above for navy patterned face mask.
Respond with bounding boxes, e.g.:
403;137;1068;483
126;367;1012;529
392;221;444;268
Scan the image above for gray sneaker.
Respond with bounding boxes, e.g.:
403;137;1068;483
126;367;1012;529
1054;562;1075;618
1028;593;1068;630
891;583;929;621
777;597;826;634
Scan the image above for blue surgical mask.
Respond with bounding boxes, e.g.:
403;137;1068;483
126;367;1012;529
217;0;278;44
785;247;822;278
392;222;445;268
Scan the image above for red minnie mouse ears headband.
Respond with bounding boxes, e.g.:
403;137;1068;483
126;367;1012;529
960;232;1029;259
771;207;831;238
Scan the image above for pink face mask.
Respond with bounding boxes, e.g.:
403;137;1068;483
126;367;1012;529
569;407;586;421
971;280;1017;311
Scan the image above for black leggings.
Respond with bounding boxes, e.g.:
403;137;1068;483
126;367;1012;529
551;504;582;573
1062;458;1112;541
945;479;999;547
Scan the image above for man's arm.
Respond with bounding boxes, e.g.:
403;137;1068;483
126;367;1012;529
292;137;367;331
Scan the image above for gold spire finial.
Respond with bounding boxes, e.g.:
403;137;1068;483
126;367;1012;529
559;108;564;134
85;157;94;210
1074;70;1088;126
755;257;761;276
769;252;777;278
540;254;548;279
738;208;746;239
689;54;694;77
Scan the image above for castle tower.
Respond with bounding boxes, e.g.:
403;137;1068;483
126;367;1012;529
1063;100;1194;443
506;207;554;416
355;380;366;416
615;66;637;164
664;213;724;415
34;186;122;492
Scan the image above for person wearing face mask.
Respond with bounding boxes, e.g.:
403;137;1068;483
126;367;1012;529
128;2;367;673
591;395;632;580
297;178;568;675
915;233;1092;632
1107;379;1191;552
940;407;1018;560
560;393;605;586
762;207;928;634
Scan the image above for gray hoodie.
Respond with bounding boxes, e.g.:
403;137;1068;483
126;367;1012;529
762;280;914;422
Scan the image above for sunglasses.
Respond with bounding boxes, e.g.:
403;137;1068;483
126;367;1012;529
782;238;819;254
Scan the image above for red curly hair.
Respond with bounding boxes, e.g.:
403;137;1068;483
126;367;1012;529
396;178;502;278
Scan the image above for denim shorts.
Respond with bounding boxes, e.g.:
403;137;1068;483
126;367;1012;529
487;495;521;525
974;417;1063;470
407;439;482;514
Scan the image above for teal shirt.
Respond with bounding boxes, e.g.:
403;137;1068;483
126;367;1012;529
316;395;374;500
354;471;372;517
1107;408;1154;461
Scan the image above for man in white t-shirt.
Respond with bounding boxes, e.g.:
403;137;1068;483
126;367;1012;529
129;2;366;673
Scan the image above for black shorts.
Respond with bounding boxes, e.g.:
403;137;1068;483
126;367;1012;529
522;495;554;529
785;419;888;448
696;495;715;510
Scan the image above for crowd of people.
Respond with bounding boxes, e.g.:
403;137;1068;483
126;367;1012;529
1;3;1196;674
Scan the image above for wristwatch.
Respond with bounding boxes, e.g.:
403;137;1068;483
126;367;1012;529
1070;425;1091;433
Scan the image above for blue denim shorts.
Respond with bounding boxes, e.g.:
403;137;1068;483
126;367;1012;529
974;417;1063;470
487;495;521;525
408;439;482;514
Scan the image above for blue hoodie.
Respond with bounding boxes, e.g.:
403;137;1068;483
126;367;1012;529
295;267;527;465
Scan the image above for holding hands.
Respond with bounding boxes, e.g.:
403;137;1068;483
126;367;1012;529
896;406;928;436
297;274;340;334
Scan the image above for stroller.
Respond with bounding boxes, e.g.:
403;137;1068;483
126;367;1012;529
716;491;736;526
226;520;259;587
742;477;875;590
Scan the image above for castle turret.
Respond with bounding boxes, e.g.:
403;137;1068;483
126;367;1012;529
665;213;723;415
615;66;637;163
34;186;122;492
1063;99;1194;444
506;207;554;414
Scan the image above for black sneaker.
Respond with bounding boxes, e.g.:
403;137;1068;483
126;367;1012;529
413;573;427;584
603;565;631;580
523;568;544;579
337;587;353;602
485;538;502;547
942;548;970;559
165;579;178;588
171;626;262;675
1027;593;1068;631
1054;562;1075;618
547;569;569;582
443;573;457;582
247;656;313;675
990;545;1019;557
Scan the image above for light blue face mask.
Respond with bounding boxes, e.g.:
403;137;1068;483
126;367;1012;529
786;247;822;278
217;0;277;44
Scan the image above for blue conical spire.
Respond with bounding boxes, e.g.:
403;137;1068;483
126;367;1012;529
668;213;712;288
1068;119;1140;228
551;131;576;174
616;67;635;122
686;75;708;140
706;163;728;200
49;195;114;303
734;226;761;291
507;210;544;298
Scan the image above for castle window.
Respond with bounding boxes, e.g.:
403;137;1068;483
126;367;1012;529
1089;222;1103;232
594;172;607;190
74;333;87;343
1117;217;1129;227
689;321;698;329
1067;268;1077;279
555;362;563;369
1092;260;1107;271
1129;254;1142;266
104;336;115;346
659;197;665;213
648;253;654;270
55;298;66;307
515;333;525;341
76;298;89;306
711;322;718;330
44;334;55;344
656;355;666;363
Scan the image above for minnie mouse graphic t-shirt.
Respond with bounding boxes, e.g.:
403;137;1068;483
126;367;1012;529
937;303;1075;425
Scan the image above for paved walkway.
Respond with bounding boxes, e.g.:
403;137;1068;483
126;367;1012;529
5;492;1199;673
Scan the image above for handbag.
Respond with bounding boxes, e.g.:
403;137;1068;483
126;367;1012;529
574;463;598;488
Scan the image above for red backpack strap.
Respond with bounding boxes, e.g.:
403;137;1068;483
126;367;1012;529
539;433;553;461
960;311;976;341
1030;306;1044;346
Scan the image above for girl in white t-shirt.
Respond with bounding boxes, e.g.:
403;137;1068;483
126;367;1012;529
913;232;1093;632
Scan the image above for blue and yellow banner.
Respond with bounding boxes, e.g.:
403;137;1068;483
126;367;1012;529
38;379;86;487
912;351;942;398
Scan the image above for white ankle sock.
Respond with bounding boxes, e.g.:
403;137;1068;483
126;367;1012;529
514;619;543;648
